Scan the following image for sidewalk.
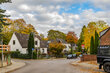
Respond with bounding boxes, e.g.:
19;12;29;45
71;60;105;73
0;61;26;73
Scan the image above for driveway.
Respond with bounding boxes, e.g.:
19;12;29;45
10;58;89;73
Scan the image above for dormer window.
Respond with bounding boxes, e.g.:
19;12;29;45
13;40;15;45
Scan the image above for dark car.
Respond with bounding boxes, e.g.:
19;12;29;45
97;45;110;73
67;54;77;59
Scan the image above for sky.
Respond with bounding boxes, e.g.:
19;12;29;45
1;0;110;37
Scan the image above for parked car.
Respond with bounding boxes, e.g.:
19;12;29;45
97;45;110;73
67;54;77;59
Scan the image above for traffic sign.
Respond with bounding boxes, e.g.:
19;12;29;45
32;48;34;50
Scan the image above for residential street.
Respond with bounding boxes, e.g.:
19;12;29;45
9;58;89;73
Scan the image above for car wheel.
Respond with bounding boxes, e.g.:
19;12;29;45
103;62;110;73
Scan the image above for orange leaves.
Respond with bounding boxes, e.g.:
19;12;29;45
82;21;109;50
49;42;65;56
49;42;65;50
66;32;78;44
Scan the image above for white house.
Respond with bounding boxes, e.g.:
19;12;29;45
40;40;48;54
8;32;48;54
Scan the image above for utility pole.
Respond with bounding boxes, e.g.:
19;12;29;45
1;39;3;67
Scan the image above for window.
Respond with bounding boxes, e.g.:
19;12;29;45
16;49;19;51
98;48;110;56
42;49;44;53
35;41;38;45
13;40;15;45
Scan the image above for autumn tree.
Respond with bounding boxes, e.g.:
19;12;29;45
1;18;38;44
48;30;66;40
2;25;12;44
49;42;65;58
40;34;44;40
66;32;78;54
0;0;11;43
82;21;108;52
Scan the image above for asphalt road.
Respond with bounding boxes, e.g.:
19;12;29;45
10;58;88;73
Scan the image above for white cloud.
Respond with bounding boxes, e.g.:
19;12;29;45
90;0;110;10
19;4;30;11
2;0;110;38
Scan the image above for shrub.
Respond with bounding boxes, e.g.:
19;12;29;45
11;51;30;59
18;54;30;59
33;51;37;59
76;52;82;56
11;51;20;58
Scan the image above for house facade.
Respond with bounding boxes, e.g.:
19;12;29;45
8;32;47;54
100;27;110;45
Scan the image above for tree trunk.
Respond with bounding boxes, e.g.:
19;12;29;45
71;44;73;54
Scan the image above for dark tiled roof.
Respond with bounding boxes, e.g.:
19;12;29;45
49;38;67;44
40;40;48;48
15;32;29;48
15;32;41;48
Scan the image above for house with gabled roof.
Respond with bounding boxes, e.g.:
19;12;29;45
8;32;48;54
100;27;110;45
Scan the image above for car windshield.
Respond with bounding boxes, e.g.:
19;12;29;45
68;55;72;57
73;54;76;56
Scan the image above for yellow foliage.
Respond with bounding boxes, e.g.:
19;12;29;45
83;21;109;52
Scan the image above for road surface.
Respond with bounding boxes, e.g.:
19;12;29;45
10;58;88;73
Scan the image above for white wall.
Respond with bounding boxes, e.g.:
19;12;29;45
8;33;27;54
34;37;40;48
63;44;71;51
22;48;27;54
40;48;47;54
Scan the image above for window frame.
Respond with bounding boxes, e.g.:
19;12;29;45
13;40;15;45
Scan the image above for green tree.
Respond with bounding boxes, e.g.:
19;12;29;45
94;30;99;54
77;25;86;52
0;0;11;43
48;30;66;40
90;36;94;54
28;32;35;59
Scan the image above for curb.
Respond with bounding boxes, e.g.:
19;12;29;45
71;60;98;69
0;61;26;73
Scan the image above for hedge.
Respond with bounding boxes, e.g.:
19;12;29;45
11;51;37;59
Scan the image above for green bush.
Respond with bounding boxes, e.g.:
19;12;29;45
11;51;20;58
11;51;30;59
18;54;30;59
33;51;37;59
